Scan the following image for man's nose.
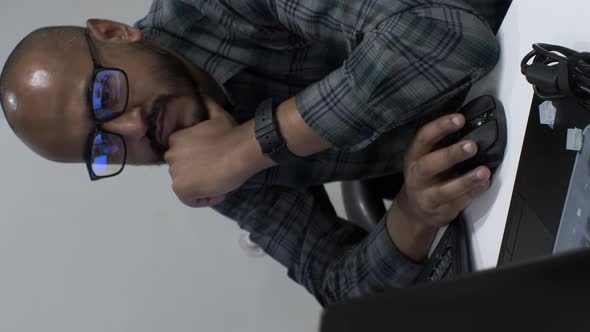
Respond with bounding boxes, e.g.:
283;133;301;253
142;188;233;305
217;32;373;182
101;106;148;139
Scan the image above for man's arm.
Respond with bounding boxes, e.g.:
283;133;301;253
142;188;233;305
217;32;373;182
213;184;424;306
213;112;491;305
164;0;500;205
230;0;499;192
259;0;500;153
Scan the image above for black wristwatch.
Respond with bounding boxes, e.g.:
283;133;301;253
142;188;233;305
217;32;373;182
254;98;299;164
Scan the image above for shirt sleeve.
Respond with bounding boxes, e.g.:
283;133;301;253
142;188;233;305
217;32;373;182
266;0;500;151
212;185;423;306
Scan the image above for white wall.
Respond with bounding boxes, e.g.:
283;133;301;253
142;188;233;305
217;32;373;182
0;1;322;331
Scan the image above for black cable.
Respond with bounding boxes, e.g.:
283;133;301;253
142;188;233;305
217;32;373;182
521;43;590;104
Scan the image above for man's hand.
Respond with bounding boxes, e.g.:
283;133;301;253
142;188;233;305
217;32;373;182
387;113;491;261
164;96;330;208
398;112;491;228
165;99;267;207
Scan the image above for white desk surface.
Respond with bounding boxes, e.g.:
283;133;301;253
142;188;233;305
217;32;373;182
465;0;590;270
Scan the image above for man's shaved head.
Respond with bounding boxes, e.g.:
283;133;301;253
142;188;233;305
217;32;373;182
0;19;210;167
1;26;87;160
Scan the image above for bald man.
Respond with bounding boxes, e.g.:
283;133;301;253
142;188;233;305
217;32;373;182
1;0;500;305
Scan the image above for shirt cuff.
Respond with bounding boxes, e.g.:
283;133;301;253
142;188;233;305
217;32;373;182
295;67;382;152
366;216;424;287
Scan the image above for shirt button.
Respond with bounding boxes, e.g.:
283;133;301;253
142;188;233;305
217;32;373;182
359;126;374;138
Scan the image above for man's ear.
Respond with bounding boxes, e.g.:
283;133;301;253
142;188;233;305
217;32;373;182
86;19;143;43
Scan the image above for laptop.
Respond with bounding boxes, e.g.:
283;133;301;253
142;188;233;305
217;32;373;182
320;246;590;332
498;95;590;265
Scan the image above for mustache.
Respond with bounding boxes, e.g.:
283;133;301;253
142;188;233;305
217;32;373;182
146;94;173;160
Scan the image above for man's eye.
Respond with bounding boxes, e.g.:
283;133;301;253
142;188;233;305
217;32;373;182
92;144;104;156
99;74;119;106
106;145;119;154
102;89;111;105
101;135;112;145
93;142;118;155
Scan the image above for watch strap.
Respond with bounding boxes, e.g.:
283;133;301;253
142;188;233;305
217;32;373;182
254;98;299;164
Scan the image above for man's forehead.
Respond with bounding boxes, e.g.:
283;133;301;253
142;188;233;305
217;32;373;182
25;67;52;89
6;45;94;162
11;58;81;120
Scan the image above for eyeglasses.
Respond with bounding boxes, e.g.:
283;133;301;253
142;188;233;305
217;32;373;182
84;31;130;181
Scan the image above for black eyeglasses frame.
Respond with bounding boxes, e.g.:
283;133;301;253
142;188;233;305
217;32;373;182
83;30;130;181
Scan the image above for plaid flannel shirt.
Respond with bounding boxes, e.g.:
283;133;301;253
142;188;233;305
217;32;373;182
135;0;500;306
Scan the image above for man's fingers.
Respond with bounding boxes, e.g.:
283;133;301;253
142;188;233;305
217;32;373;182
432;166;491;203
447;179;491;212
406;113;465;162
413;140;478;179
